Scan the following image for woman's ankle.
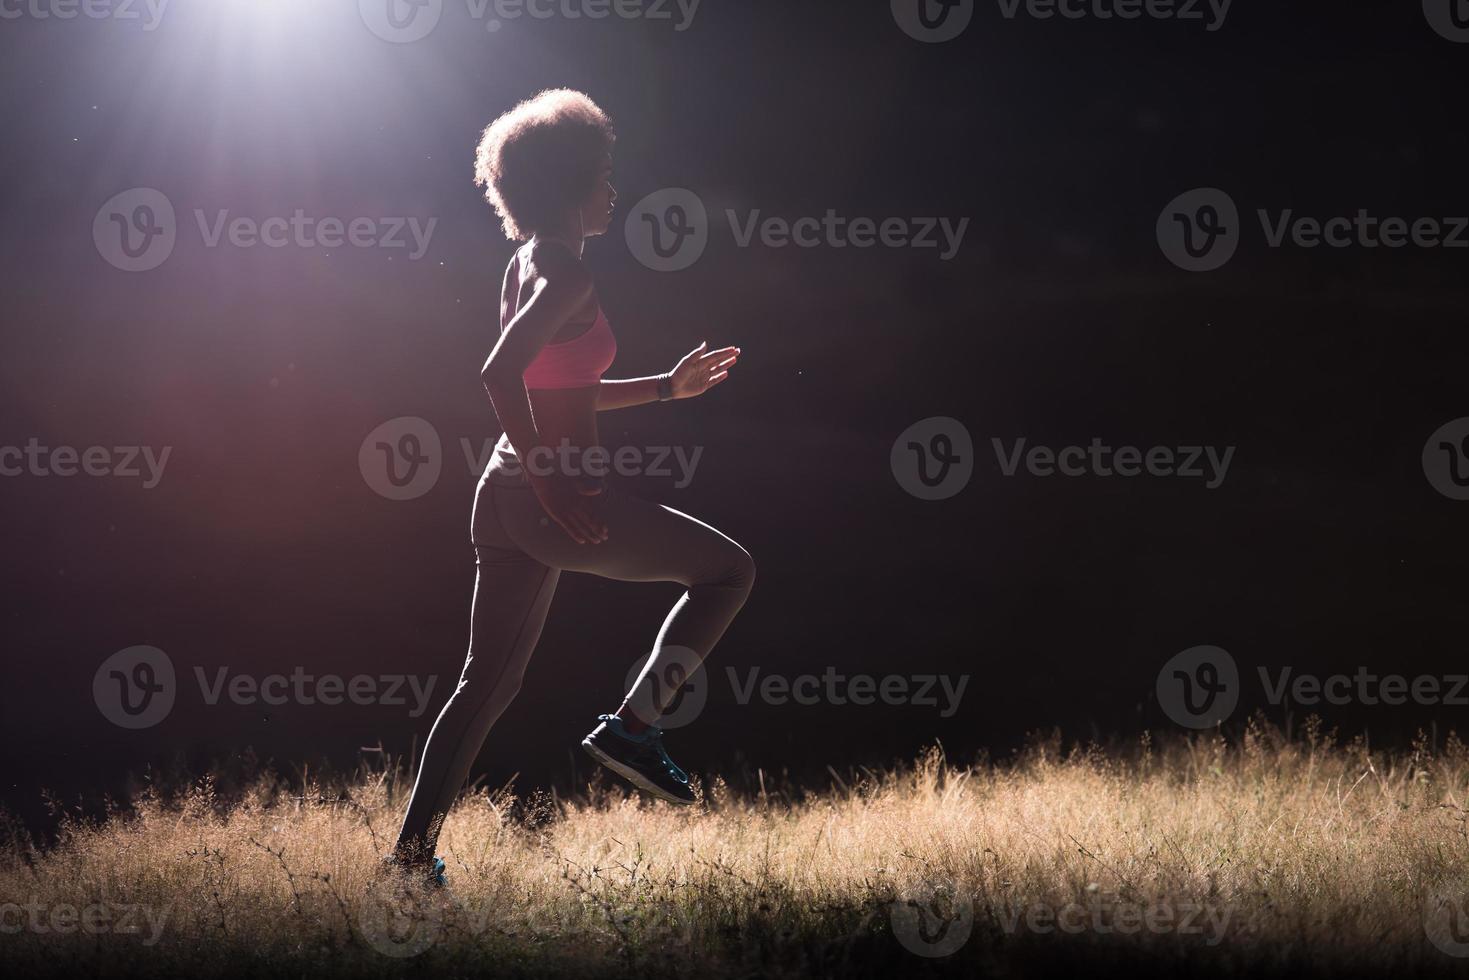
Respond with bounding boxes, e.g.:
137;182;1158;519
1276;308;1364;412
613;706;652;735
390;838;433;867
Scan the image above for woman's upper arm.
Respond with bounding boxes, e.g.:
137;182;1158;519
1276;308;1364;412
499;250;518;331
484;246;593;380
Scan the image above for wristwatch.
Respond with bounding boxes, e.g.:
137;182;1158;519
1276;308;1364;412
657;374;674;402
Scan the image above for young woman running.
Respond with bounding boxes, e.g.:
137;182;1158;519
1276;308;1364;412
390;89;754;880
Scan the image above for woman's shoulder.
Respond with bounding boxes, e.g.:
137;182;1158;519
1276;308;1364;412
522;238;588;274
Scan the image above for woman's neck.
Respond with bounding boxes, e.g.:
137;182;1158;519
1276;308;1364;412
532;217;585;258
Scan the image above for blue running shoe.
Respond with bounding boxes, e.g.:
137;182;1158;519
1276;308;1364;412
581;714;696;805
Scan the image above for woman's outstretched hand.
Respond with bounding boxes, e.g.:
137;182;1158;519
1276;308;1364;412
667;341;740;400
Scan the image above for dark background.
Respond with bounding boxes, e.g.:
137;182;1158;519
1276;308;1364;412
2;0;1467;834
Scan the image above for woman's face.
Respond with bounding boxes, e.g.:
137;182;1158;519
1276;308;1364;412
578;153;617;237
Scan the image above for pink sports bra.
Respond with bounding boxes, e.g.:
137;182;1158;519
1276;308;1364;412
517;304;617;391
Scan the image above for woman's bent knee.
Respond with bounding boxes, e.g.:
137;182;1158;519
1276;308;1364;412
724;544;756;594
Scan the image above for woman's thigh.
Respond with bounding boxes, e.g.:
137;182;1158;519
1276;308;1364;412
486;480;752;587
461;547;561;692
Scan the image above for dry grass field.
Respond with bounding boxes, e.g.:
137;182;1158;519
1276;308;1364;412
5;718;1469;978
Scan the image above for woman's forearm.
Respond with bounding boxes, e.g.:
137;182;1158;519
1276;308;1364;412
596;375;667;412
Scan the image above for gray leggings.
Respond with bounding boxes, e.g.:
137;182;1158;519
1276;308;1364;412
394;468;756;857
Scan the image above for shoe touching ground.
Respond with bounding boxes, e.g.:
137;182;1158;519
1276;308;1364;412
380;852;447;889
581;714;696;805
